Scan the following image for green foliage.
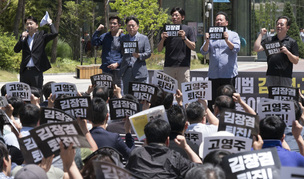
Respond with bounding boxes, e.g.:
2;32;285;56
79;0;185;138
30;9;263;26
45;39;72;59
255;2;277;31
110;0;169;39
283;2;304;58
0;31;21;72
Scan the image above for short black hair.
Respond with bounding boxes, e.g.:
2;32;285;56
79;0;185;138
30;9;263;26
93;86;109;102
294;100;302;121
260;116;286;140
109;15;121;25
150;87;173;109
186;101;205;123
122;94;139;104
42;81;55;100
203;150;231;166
19;103;40;127
216;11;229;22
144;119;170;144
167;105;186;133
277;16;291;26
1;85;6;96
170;7;185;17
185;163;226;179
126;16;139;26
30;86;41;98
214;95;235;111
24;16;38;24
0;142;9;171
217;84;236;98
7;96;25;117
92;97;108;125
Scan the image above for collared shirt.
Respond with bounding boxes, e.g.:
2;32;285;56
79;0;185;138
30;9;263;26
0;173;13;179
128;32;138;67
26;33;36;67
20;127;34;137
186;123;218;140
91;31;123;73
200;29;240;79
262;140;304;167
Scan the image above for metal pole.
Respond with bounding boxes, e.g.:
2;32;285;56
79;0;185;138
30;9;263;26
211;0;214;26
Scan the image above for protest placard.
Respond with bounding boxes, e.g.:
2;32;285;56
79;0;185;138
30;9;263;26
181;80;212;106
209;26;226;39
280;167;304;179
184;131;203;146
257;98;295;126
90;73;113;88
18;135;44;164
262;41;282;56
218;108;259;139
0;97;8;107
151;71;177;94
5;82;31;101
109;98;139;120
203;136;252;158
123;41;138;54
129;82;158;103
164;24;181;37
51;82;77;98
54;96;93;120
129;105;168;141
40;107;76;124
221;148;281;179
268;86;299;101
0;109;18;133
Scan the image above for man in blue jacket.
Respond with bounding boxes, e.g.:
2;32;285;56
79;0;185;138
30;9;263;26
92;16;124;88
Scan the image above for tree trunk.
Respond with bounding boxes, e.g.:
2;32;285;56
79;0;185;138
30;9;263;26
0;0;11;15
13;0;24;39
51;0;62;63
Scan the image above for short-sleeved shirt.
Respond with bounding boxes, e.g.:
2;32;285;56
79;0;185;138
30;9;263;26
163;25;196;67
262;35;299;78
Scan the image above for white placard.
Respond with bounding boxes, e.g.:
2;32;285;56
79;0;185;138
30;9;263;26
5;82;31;101
51;82;77;98
151;71;177;94
181;80;212;105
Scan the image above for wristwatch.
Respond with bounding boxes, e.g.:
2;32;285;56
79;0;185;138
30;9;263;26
183;36;188;41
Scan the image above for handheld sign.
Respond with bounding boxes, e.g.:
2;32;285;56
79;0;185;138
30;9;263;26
29;120;91;158
18;136;44;164
0;109;19;133
123;41;138;54
54;96;93;120
151;71;178;94
129;82;158;103
129;105;168;141
257;98;295;126
184;131;203;146
0;97;9;107
93;161;141;179
203;136;252;159
90;73;113;88
181;80;212;106
209;26;226;39
221;148;281;179
40;107;76;125
218;108;259;139
268;86;299;101
5;82;31;101
262;41;282;56
164;24;181;37
280;167;304;179
51;82;77;98
109;98;139;120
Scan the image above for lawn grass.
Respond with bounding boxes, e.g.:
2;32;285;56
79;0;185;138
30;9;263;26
0;70;18;82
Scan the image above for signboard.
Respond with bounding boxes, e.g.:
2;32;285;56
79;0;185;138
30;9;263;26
209;26;226;39
109;99;139;120
6;82;31;101
51;82;77;98
262;41;282;56
129;82;158;103
151;71;177;94
268;86;299;101
90;73;113;88
40;107;76;125
181;80;212;106
164;24;181;37
123;41;138;54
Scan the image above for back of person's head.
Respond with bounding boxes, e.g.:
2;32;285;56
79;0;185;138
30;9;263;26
260;116;286;140
92;97;108;125
167;105;186;133
144;119;170;144
93;86;109;102
30;86;41;99
8;96;25;117
203;150;231;166
15;164;47;179
0;142;9;172
0;85;6;96
150;87;174;109
122;94;139;104
216;85;236;97
170;7;185;17
294;100;302;121
185;163;226;179
214;95;235;111
19;103;40;127
186;101;205;123
163;93;173;109
42;81;55;100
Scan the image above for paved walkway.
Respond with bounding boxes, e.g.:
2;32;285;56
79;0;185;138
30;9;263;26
1;59;303;93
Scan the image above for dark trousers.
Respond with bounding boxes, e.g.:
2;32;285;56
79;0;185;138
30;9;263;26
208;77;236;112
20;67;43;89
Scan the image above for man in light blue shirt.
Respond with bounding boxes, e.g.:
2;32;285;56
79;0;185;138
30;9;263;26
200;11;240;111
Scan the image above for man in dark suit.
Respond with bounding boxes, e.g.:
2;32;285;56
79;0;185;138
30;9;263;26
119;16;151;94
89;97;134;159
14;16;58;89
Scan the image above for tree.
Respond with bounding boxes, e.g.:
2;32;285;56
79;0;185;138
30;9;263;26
296;0;304;28
51;0;62;63
13;0;25;39
110;0;169;50
282;2;304;58
0;0;11;15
